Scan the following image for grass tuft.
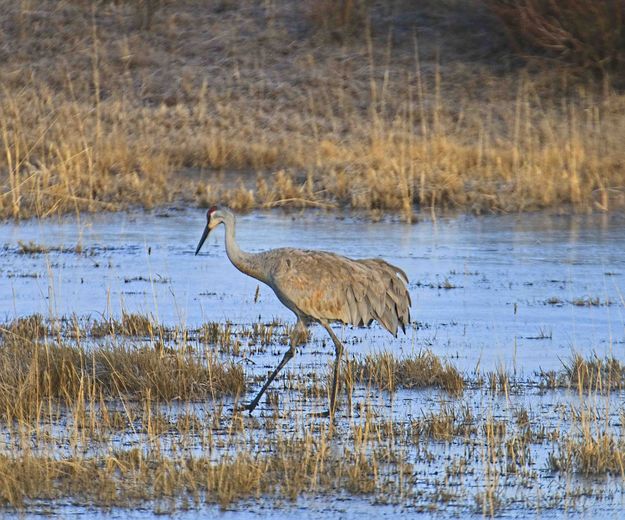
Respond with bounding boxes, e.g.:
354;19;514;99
539;353;625;392
349;350;465;395
0;328;245;421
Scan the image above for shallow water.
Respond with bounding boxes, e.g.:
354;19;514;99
1;209;625;517
2;209;624;373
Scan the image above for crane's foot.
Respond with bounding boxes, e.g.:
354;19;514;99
308;410;333;418
231;402;258;414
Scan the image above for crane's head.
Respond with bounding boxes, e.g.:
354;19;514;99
194;206;224;255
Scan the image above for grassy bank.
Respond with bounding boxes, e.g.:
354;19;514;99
1;0;624;221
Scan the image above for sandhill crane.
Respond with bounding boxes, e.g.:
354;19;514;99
195;206;411;417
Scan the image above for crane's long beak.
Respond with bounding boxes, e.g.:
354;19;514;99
195;225;210;255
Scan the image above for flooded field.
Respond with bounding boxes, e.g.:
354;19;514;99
1;209;624;518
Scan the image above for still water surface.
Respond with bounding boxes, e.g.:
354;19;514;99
1;209;623;374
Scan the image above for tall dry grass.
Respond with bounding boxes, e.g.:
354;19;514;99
0;313;424;510
348;350;465;395
1;1;624;221
487;0;625;77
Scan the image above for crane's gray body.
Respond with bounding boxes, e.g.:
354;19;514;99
254;247;411;336
195;207;411;415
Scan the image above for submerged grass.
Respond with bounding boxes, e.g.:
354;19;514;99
412;403;476;441
16;240;49;254
0;429;412;510
16;240;86;255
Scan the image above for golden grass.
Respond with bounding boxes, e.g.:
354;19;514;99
88;312;163;338
16;240;86;255
411;403;476;441
0;428;414;509
349;350;465;395
549;432;625;476
0;311;421;510
539;353;625;392
0;317;245;422
1;1;624;221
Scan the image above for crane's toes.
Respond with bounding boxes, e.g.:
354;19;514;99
308;410;331;418
231;402;256;414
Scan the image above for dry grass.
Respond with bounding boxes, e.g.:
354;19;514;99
412;403;476;441
349;350;465;395
198;320;284;354
0;312;419;510
540;352;625;476
1;1;624;221
16;240;49;254
538;353;625;392
304;0;372;42
16;240;87;255
569;296;612;307
549;431;625;476
487;0;625;77
88;312;164;338
0;426;414;510
486;365;511;395
0;316;245;421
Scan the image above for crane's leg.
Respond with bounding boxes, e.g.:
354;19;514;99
242;320;308;414
242;343;296;413
320;321;345;418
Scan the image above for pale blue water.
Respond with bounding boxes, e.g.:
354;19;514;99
1;210;623;373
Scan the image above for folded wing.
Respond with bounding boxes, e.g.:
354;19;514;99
268;249;411;336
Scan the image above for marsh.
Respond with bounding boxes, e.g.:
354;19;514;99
0;209;623;516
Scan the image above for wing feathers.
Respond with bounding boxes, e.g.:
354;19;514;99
269;249;411;336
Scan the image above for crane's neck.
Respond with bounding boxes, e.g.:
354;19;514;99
222;211;268;284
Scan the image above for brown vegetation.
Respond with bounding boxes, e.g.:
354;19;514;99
349;350;465;395
0;433;413;509
487;0;625;77
1;1;624;221
550;431;625;476
411;403;476;441
0;315;245;422
538;353;625;391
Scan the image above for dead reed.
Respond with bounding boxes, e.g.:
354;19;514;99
538;353;625;392
1;1;624;221
349;350;465;395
